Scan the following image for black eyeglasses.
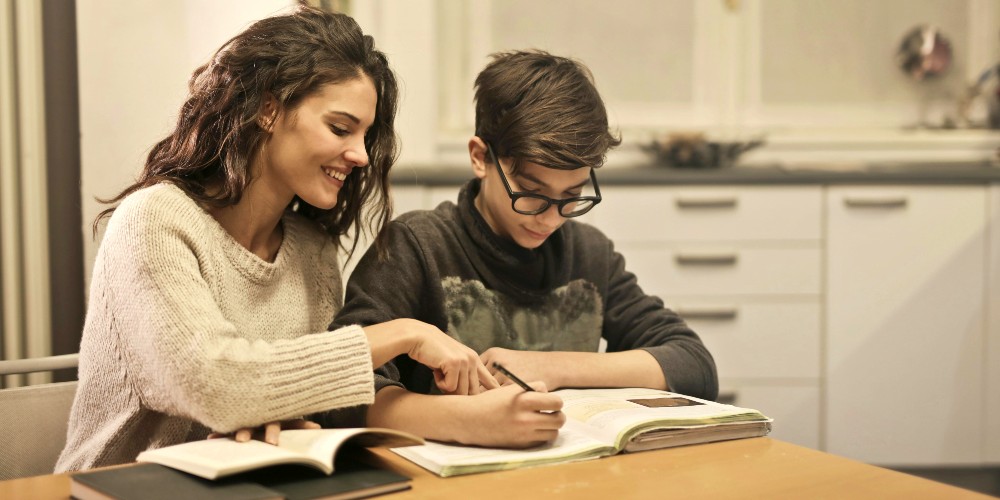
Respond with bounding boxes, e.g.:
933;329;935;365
486;143;601;218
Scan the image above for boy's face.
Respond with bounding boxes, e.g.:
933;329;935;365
470;139;593;250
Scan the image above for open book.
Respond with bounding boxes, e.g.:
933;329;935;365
391;388;771;477
135;427;423;480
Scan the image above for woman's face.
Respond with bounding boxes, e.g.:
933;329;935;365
260;76;376;210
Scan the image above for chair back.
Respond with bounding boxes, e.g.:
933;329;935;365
0;354;79;480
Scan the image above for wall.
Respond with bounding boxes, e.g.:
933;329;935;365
76;0;292;288
76;0;1000;287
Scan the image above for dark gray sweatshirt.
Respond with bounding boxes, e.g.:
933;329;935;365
333;179;718;400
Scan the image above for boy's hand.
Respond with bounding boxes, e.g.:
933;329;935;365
480;348;559;390
455;382;565;448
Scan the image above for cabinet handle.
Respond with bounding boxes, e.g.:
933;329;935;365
675;196;738;209
675;252;738;266
843;196;908;209
675;306;739;320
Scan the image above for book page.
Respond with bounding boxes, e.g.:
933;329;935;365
556;388;769;448
137;428;422;480
390;421;612;477
137;439;316;479
276;428;422;474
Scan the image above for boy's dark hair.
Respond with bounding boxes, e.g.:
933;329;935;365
96;6;398;260
474;50;621;173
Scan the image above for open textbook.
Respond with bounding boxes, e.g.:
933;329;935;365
135;427;423;480
391;387;772;477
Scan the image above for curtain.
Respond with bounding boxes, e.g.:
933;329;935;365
0;0;53;387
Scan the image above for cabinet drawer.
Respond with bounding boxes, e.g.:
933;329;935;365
593;186;822;242
620;245;822;296
720;384;820;450
676;301;820;379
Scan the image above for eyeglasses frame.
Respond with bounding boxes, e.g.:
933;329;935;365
485;142;602;218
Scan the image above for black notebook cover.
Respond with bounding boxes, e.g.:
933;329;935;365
71;460;411;500
70;463;280;500
250;462;411;500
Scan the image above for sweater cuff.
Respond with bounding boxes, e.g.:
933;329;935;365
264;325;375;417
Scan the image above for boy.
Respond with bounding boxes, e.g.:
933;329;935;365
333;50;717;448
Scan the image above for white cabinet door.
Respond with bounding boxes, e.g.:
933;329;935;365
988;184;1000;464
725;384;820;450
743;0;976;128
826;186;987;465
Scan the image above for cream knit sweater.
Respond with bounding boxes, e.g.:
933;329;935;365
56;183;374;472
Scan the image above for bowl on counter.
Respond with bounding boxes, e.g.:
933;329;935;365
642;132;766;168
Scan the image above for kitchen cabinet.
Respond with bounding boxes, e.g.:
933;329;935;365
384;178;999;464
826;186;987;466
989;185;1000;464
356;0;1000;166
591;186;824;449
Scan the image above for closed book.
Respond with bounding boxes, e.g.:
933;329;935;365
70;463;281;500
70;462;411;500
251;461;411;500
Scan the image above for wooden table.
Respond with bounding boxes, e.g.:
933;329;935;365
1;438;990;499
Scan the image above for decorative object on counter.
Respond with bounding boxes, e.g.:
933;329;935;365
896;25;952;81
896;25;957;129
642;132;765;168
957;62;1000;129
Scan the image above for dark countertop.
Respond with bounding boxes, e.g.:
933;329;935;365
390;161;1000;186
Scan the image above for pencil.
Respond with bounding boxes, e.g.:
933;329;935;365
492;363;535;392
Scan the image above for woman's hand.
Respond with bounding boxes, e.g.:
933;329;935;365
364;319;499;395
207;419;320;445
408;322;500;396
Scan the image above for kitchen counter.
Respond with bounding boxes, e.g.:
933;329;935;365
390;161;1000;186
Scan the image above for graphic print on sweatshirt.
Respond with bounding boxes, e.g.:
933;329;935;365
441;276;604;354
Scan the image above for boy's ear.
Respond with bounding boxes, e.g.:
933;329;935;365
258;94;279;132
469;136;489;179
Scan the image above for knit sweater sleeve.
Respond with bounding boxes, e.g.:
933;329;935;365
103;189;374;433
600;238;719;401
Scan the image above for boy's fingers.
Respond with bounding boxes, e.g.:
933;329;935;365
478;364;500;390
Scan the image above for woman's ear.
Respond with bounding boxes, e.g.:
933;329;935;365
258;94;279;132
469;136;489;180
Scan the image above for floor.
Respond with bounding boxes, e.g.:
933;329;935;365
891;467;1000;497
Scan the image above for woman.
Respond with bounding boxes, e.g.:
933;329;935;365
57;6;495;472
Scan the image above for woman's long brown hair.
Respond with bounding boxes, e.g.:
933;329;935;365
95;5;398;260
